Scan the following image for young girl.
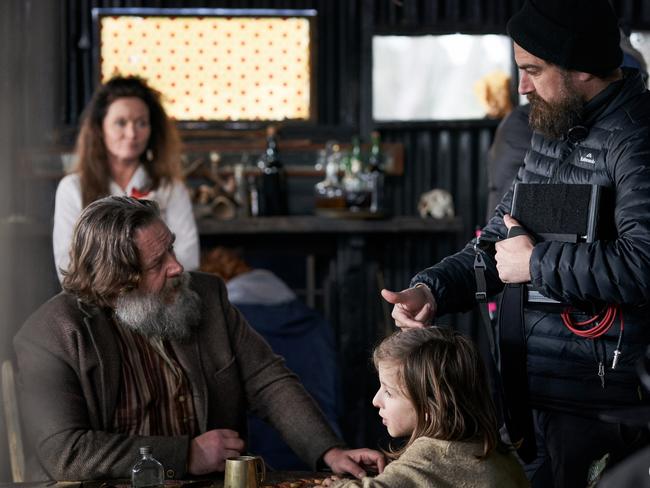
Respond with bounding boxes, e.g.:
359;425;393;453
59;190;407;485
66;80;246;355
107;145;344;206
324;327;529;487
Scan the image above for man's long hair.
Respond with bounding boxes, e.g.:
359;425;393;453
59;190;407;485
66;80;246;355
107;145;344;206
73;76;182;207
62;196;161;307
373;327;499;460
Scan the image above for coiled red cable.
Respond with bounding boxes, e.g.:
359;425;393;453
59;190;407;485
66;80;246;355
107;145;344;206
561;305;623;339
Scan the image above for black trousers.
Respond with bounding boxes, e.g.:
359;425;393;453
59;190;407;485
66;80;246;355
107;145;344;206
525;409;649;488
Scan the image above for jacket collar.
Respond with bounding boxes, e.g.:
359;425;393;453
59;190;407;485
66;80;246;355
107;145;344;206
590;68;647;124
77;300;122;428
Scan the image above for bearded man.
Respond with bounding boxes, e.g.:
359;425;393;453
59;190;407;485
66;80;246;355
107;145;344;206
381;0;650;487
15;196;385;482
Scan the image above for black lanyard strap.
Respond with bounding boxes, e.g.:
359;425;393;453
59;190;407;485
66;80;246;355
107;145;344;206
474;247;497;360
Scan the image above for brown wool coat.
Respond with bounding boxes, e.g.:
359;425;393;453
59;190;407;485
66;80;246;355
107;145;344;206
330;437;530;488
14;272;343;481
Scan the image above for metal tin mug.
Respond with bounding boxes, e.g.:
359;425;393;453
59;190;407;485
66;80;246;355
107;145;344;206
224;455;266;488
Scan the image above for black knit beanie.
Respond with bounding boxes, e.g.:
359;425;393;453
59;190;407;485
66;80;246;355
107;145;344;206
507;0;622;75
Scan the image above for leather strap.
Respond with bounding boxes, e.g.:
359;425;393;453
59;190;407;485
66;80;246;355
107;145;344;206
474;249;497;360
473;227;537;462
498;283;537;463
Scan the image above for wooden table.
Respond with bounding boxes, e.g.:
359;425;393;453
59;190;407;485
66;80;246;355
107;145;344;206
80;473;328;488
0;473;330;488
89;473;326;487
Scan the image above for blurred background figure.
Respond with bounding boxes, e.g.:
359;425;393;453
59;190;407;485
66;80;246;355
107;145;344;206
53;76;199;282
201;246;342;470
485;103;531;221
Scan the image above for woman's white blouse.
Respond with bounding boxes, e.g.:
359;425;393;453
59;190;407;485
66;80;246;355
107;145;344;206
53;165;199;282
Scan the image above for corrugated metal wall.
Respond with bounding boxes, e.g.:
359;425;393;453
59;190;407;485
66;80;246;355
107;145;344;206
44;0;650;451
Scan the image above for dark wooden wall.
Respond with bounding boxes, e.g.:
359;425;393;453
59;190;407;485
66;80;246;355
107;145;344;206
2;0;650;479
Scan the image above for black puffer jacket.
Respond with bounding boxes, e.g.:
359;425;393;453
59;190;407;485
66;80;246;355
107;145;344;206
413;69;650;412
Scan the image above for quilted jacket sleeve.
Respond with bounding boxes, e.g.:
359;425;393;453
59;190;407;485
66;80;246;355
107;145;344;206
530;125;650;307
410;189;513;317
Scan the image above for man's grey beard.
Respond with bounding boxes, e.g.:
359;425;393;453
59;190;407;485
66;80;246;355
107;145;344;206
115;272;202;342
527;72;585;140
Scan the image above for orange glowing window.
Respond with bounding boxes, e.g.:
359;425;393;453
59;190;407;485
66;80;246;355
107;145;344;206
93;8;316;123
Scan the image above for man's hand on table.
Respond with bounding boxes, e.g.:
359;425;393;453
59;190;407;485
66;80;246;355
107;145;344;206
188;428;245;474
322;447;386;479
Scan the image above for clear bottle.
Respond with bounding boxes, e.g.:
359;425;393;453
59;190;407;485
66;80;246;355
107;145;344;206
314;143;346;210
367;131;385;214
343;137;370;211
131;446;164;488
257;126;289;216
234;153;250;218
314;148;327;171
248;174;260;217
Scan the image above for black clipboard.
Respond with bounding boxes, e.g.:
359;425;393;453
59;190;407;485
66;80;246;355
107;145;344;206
510;183;614;303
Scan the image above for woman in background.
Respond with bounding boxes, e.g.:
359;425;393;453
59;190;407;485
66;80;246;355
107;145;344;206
53;76;198;281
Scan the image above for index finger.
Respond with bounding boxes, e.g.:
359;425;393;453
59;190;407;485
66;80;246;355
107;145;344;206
216;429;241;438
222;436;245;451
373;454;386;473
352;450;386;474
338;457;366;479
503;214;521;227
380;289;403;305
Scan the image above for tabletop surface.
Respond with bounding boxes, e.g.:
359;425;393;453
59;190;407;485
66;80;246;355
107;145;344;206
0;472;333;488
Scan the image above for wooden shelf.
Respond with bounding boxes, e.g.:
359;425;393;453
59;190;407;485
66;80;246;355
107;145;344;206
22;140;404;180
197;215;461;235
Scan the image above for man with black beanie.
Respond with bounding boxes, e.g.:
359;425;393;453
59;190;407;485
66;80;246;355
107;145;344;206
381;1;650;487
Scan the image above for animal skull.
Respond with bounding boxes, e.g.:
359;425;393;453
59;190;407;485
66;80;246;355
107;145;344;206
418;189;455;219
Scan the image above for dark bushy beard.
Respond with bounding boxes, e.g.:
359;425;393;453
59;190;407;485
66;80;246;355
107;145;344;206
527;72;585;140
115;272;202;342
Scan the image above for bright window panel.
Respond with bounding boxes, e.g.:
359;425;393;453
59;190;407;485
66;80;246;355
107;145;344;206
99;16;312;122
373;34;513;121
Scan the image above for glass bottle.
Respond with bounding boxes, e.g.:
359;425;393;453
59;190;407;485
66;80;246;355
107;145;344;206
248;174;260;217
131;446;164;488
343;137;370;211
368;131;383;172
314;148;327;171
257;126;289;216
234;153;250;218
350;137;363;176
367;131;385;214
314;143;346;210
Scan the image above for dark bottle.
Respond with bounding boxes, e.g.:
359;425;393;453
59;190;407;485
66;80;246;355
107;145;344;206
257;126;289;216
343;136;370;211
368;131;383;172
367;131;385;214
